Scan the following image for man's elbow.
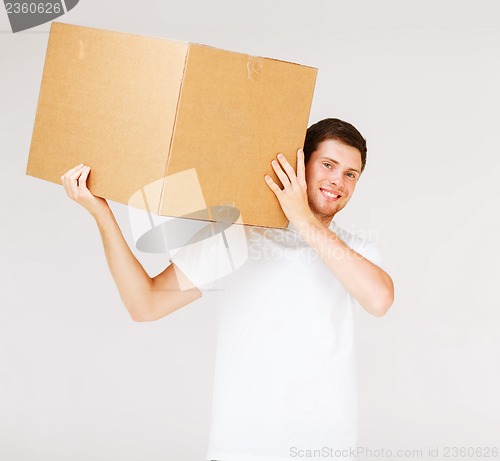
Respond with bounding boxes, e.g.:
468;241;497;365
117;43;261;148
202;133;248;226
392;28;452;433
126;302;155;323
130;311;149;322
130;305;170;322
129;309;147;323
368;287;394;317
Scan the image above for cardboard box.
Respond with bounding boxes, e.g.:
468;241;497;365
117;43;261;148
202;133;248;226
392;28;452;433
27;22;317;228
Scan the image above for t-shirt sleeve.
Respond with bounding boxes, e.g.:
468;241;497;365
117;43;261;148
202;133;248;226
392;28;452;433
169;222;248;292
353;238;389;274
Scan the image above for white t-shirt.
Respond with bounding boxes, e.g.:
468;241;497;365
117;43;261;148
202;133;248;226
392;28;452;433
170;220;386;461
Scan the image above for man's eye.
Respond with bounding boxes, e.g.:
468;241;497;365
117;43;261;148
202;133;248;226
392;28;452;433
346;172;356;180
322;162;332;169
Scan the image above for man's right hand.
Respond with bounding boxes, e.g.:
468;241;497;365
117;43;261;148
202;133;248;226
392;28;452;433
61;164;110;218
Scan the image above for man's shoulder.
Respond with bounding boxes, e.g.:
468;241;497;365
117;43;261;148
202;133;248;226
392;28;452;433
331;220;387;271
329;220;363;248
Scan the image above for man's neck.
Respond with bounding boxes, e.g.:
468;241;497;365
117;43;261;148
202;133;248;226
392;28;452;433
312;211;334;228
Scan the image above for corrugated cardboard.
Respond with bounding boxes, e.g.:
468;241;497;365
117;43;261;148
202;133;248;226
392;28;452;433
27;22;317;228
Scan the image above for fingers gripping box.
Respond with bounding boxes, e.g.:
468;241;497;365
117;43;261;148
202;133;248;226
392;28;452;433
26;22;317;228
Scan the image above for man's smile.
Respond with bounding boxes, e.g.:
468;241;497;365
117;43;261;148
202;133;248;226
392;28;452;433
319;187;342;201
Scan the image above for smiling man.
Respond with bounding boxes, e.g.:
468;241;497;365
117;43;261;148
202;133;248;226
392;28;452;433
264;118;394;317
61;117;394;461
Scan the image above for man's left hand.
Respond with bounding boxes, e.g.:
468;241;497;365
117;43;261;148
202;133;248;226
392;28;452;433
264;148;315;227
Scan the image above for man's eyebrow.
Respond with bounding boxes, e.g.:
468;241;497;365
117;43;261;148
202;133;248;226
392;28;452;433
319;156;361;174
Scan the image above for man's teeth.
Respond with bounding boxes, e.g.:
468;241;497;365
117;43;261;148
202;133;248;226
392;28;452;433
322;189;339;198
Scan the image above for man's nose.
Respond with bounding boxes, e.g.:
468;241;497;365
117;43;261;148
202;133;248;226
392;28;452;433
329;169;345;189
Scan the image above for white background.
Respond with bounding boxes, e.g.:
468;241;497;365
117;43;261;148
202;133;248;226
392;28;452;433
1;1;499;460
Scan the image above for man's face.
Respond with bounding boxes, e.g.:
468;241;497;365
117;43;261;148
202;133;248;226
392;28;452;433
305;138;363;225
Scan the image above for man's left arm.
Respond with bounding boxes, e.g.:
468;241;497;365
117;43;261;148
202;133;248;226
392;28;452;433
265;149;394;317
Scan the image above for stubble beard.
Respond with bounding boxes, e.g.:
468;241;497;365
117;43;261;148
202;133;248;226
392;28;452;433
308;194;342;225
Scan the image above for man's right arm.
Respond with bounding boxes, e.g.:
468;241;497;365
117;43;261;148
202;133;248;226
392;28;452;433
61;164;201;322
93;207;202;322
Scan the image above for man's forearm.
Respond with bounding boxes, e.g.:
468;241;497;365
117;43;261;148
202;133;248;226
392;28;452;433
93;207;153;320
294;215;394;316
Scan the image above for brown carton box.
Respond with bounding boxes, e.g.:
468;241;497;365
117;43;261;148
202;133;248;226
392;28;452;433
26;22;317;228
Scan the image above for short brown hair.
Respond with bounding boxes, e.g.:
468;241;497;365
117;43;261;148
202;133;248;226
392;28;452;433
303;118;367;172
